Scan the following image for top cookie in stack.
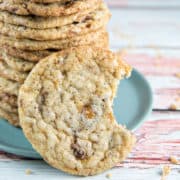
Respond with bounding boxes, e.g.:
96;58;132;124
0;0;111;126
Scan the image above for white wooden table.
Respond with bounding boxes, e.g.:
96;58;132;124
0;1;180;179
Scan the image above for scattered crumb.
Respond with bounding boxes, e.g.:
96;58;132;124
117;48;127;58
25;169;32;175
175;97;180;102
106;173;112;179
169;104;177;110
161;166;171;180
170;156;179;165
175;73;180;78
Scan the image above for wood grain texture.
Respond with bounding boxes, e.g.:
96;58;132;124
116;48;180;110
109;9;180;48
106;0;180;8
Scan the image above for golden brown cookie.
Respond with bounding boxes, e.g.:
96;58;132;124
0;52;35;72
0;107;19;126
0;76;20;96
19;46;134;176
0;30;109;50
0;0;102;17
1;46;54;62
0;59;28;82
0;3;104;29
0;5;110;40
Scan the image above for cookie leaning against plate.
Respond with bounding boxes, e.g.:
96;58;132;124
18;46;134;176
0;3;102;29
0;52;35;72
1;46;54;62
0;5;110;40
0;0;102;17
0;30;109;50
0;76;20;96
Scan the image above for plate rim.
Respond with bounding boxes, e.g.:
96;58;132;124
128;69;153;131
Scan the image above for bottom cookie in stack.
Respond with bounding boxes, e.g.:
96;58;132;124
0;29;109;127
0;92;18;126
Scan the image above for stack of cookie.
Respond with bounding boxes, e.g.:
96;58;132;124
0;0;111;126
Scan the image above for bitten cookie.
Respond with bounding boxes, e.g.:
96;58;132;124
19;46;135;176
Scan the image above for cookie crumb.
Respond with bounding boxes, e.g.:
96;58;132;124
169;104;177;110
175;73;180;78
106;173;112;179
161;166;171;180
25;169;32;175
170;156;179;165
175;97;180;102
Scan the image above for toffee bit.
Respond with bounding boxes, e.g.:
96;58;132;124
169;104;177;110
175;73;180;78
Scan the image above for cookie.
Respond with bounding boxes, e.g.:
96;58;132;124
0;99;18;114
0;6;110;40
18;46;134;176
0;107;19;126
0;92;17;107
0;3;101;29
1;46;54;62
0;59;28;82
0;0;102;17
0;30;109;50
0;52;35;72
0;76;20;96
29;0;64;2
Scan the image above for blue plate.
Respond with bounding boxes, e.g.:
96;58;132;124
0;69;152;159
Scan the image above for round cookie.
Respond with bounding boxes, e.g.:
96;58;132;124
0;76;20;96
19;46;134;176
0;52;35;72
0;6;110;40
1;46;54;62
0;0;102;17
29;0;69;3
0;93;17;106
0;3;101;29
0;30;109;50
0;107;19;126
0;99;18;114
0;59;28;82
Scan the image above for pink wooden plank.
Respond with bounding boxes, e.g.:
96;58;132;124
118;49;180;110
119;50;180;76
120;119;180;168
109;9;180;48
105;0;180;8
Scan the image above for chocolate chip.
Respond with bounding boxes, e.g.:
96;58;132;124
71;143;86;160
63;0;78;7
